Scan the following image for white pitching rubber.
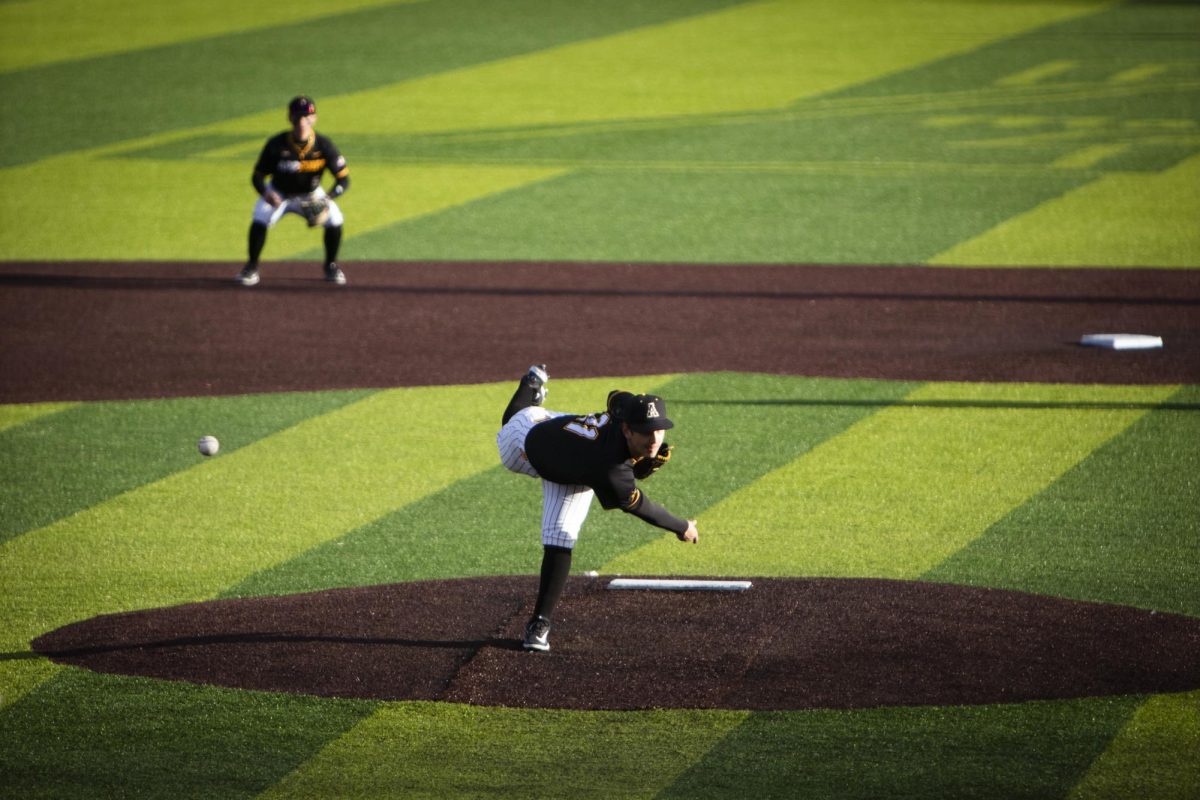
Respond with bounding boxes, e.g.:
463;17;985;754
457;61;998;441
1080;333;1163;350
607;578;752;592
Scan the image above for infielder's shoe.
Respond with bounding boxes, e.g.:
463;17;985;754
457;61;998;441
523;615;551;652
324;263;347;285
526;364;548;406
236;265;260;287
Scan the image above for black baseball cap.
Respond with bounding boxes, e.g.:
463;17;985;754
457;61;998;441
288;95;317;120
622;394;673;433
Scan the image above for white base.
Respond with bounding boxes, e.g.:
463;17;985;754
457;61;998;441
606;578;752;592
1080;333;1163;350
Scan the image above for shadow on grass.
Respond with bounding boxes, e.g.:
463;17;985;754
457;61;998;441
679;397;1200;412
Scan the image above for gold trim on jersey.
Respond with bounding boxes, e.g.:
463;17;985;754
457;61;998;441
622;488;641;510
288;131;316;158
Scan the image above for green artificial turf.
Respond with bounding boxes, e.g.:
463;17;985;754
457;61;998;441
0;0;743;169
343;168;1086;265
610;382;1178;580
0;390;372;544
0;669;376;800
1070;690;1200;799
660;697;1145;800
331;0;1200;267
261;702;749;799
927;385;1200;615
0;0;401;72
234;373;919;596
6;0;1196;266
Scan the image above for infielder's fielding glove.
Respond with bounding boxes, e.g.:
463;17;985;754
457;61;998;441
632;442;671;479
300;195;330;227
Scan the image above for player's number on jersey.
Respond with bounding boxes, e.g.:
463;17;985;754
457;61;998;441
564;412;610;440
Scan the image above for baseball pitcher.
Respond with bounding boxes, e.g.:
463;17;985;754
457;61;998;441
497;365;699;652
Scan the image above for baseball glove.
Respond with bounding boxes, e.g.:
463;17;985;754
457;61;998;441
632;442;671;480
299;194;330;228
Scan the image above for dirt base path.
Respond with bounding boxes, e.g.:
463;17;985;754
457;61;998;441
2;261;1197;403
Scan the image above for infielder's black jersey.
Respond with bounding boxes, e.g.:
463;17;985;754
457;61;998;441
253;131;348;197
524;411;687;533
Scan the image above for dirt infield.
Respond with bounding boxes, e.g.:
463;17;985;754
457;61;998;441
33;576;1200;711
1;260;1197;403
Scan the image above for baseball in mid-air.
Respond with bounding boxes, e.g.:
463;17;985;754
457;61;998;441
197;435;220;457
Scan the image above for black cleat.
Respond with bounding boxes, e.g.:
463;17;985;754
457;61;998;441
523;615;551;652
236;265;260;287
324;263;347;285
526;364;548;406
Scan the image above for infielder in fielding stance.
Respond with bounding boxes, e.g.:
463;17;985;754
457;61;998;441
237;95;350;287
497;365;699;652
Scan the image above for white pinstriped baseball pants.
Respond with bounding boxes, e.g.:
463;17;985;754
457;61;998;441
497;406;594;550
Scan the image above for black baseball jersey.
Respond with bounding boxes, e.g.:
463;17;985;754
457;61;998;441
253;131;348;197
524;411;687;533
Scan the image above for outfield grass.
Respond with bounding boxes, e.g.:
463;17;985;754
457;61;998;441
1;0;1196;265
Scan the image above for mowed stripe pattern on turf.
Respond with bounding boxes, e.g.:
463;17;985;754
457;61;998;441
225;376;675;595
0;0;746;168
0;0;1132;264
606;382;1178;578
0;384;505;705
239;380;1183;797
0;391;371;545
258;702;750;800
926;384;1200;615
2;375;1195;797
0;0;407;72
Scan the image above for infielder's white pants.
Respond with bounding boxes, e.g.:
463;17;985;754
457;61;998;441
497;406;593;550
251;186;344;228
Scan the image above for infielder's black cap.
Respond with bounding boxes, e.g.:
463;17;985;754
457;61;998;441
288;95;317;120
623;394;673;433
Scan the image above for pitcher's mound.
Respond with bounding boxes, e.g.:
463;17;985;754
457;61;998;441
33;576;1200;711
